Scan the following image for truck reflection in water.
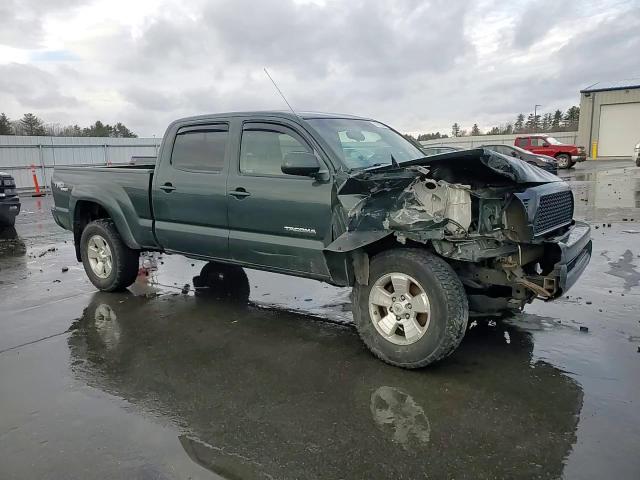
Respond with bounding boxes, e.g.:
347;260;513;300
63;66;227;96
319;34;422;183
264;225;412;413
68;262;583;479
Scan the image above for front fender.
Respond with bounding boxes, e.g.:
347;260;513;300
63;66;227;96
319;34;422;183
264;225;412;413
323;230;393;286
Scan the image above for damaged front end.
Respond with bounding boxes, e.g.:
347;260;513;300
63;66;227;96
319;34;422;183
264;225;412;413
326;148;592;315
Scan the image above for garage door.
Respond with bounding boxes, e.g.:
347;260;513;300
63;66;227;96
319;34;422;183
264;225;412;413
598;102;640;157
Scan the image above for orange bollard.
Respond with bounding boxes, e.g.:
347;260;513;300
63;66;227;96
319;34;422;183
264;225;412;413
31;164;45;197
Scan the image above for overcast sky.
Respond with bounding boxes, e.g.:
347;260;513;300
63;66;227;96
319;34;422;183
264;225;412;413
1;0;638;137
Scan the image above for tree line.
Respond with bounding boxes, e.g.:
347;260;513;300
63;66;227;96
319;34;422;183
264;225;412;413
406;106;580;142
0;112;137;138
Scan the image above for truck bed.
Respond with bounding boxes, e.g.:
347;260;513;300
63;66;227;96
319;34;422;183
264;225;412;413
51;165;159;250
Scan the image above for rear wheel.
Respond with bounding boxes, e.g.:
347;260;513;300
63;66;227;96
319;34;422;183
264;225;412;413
353;249;468;368
80;219;139;292
556;153;571;169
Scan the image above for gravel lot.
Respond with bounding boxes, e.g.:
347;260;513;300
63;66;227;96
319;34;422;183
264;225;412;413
1;160;639;479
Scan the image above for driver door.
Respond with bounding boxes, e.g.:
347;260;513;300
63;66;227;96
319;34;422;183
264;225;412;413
227;122;333;278
529;137;548;155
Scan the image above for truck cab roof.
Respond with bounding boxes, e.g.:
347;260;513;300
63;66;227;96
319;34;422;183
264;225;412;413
170;111;373;127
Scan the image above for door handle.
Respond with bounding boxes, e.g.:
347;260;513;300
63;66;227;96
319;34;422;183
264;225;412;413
229;188;251;198
160;183;176;192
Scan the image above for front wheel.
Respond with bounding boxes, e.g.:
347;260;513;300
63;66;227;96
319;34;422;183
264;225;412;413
556;154;571;169
353;249;468;368
80;219;139;292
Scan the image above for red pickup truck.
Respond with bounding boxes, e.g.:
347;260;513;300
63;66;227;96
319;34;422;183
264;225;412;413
515;135;586;169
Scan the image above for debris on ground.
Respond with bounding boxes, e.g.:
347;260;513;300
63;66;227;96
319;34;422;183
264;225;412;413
586;301;592;305
181;284;190;294
38;247;57;257
580;326;589;333
61;267;69;272
622;230;640;234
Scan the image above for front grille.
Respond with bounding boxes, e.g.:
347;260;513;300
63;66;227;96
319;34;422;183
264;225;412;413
533;190;573;236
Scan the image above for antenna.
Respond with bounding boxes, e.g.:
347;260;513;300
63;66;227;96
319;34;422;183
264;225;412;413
264;68;298;117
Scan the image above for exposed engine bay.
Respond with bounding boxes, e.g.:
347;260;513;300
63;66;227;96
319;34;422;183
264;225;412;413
329;148;588;315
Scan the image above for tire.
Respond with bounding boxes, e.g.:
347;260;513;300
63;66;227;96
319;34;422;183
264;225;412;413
0;216;16;227
353;249;468;368
80;219;139;292
556;154;571;169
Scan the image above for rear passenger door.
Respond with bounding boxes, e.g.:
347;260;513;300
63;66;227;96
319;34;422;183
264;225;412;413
227;121;333;278
152;123;230;259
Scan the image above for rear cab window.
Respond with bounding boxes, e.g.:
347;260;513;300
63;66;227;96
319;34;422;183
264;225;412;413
171;124;229;172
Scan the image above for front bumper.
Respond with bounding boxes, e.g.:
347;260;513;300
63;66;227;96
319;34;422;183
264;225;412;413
572;154;587;162
543;221;592;298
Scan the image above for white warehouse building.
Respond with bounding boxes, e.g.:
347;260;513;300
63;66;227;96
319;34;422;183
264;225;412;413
578;79;640;158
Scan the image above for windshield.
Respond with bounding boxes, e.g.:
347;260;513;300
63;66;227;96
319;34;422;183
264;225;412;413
305;118;425;169
545;136;564;145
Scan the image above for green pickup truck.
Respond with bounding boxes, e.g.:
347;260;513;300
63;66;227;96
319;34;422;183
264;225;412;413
52;111;592;368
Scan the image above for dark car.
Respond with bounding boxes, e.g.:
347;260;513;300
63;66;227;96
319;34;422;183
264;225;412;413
421;145;464;156
482;144;558;174
0;172;20;227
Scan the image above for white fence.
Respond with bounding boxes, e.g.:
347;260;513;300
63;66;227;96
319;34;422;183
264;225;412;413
420;131;579;148
0;135;162;191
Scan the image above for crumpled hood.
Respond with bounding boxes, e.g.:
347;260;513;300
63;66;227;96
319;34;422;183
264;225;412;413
340;148;561;195
469;148;561;183
332;147;569;245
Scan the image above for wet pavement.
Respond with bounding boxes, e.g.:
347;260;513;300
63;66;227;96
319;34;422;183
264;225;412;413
1;161;639;479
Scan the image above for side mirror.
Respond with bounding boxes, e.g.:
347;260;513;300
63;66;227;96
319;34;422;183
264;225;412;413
281;152;321;177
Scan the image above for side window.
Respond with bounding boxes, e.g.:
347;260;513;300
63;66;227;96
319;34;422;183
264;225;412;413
240;126;313;176
515;138;528;148
171;125;228;172
530;138;546;147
